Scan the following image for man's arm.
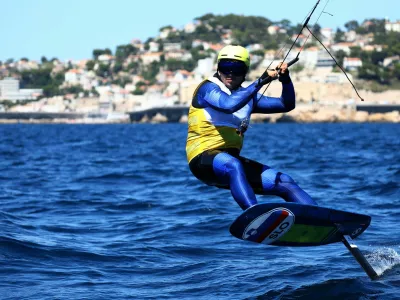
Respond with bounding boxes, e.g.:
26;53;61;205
252;81;296;114
198;81;262;113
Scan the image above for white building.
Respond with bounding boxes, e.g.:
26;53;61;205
184;22;198;33
16;60;39;71
149;41;160;52
65;69;83;85
331;42;354;55
0;77;18;96
65;69;97;90
343;57;362;71
0;77;42;101
98;54;114;63
192;39;210;50
383;56;400;67
165;51;192;61
320;28;333;44
268;25;280;35
246;44;264;52
296;47;320;68
141;52;162;65
195;56;215;77
164;43;182;52
325;72;353;84
385;19;400;32
159;27;176;39
345;30;357;42
131;39;144;52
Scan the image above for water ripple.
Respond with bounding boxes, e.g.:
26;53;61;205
0;123;399;299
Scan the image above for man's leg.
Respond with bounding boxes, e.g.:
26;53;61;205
239;157;317;205
212;152;258;210
259;167;317;205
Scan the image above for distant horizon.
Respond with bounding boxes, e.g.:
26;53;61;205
1;0;398;62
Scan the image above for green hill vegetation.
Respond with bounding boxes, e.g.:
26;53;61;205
1;14;399;98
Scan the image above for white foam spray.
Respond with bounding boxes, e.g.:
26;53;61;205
366;246;400;276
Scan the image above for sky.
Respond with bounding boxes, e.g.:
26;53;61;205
1;0;399;62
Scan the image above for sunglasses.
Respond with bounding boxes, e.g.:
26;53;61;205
218;60;248;77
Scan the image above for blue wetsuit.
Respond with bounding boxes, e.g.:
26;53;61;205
186;73;317;210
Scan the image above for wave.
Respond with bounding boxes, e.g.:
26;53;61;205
257;278;379;299
0;236;135;263
367;247;400;276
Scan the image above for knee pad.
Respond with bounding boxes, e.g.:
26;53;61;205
261;168;279;190
213;153;244;179
261;169;296;190
278;173;295;184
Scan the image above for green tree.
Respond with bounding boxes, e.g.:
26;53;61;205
158;41;164;52
287;23;303;37
159;25;173;32
165;59;196;72
277;19;292;32
132;89;145;95
374;31;400;56
291;64;304;73
312;24;322;40
182;39;193;50
335;50;347;66
142;61;160;82
91;87;99;97
334;28;345;43
127;61;140;74
367;19;386;34
53;72;65;86
96;63;110;77
193;25;221;43
358;62;390;84
113;61;123;73
350;46;362;57
132;81;147;95
20;68;52;88
92;48;112;60
19;66;66;97
115;44;137;60
114;76;131;87
86;60;95;71
370;50;388;65
393;63;400;80
344;20;359;31
61;85;84;95
190;47;209;61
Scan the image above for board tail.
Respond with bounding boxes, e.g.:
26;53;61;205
341;235;378;280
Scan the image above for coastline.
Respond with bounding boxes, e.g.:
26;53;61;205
0;105;399;124
2;84;399;124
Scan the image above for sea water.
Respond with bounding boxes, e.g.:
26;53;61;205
0;123;399;299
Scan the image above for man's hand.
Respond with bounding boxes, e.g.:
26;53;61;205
277;61;291;83
277;62;289;76
266;69;279;79
258;61;290;87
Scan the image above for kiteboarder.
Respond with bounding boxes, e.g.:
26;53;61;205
186;45;317;210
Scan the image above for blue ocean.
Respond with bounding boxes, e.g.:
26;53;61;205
0;123;399;299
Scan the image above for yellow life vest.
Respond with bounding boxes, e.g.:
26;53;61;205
185;76;254;163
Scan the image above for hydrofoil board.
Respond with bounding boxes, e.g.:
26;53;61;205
230;202;378;279
229;203;371;247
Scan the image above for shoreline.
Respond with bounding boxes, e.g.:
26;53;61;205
0;109;398;124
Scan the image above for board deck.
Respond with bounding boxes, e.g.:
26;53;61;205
229;203;371;247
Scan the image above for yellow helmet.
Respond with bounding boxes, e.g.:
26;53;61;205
217;45;250;68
